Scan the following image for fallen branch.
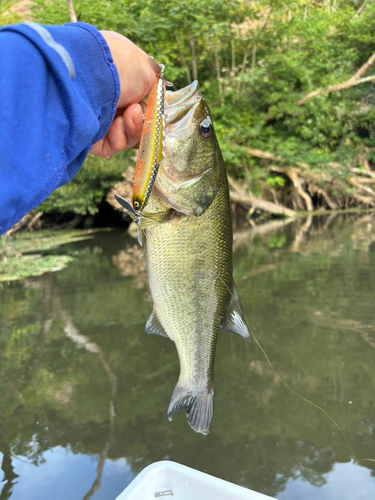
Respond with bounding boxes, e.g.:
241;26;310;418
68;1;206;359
350;167;375;179
230;191;296;217
246;148;282;162
246;148;309;169
26;211;43;231
4;210;43;236
298;51;375;104
352;176;375;185
348;177;375;198
228;176;295;217
352;193;375;206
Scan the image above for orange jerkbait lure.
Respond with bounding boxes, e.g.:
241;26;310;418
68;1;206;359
132;65;165;212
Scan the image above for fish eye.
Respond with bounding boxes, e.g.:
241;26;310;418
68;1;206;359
133;200;141;210
200;119;213;138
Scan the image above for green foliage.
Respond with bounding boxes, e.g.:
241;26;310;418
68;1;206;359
266;175;285;188
29;0;375;213
0;0;22;26
40;151;133;215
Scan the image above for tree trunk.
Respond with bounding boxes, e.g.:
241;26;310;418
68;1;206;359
174;33;192;84
66;0;77;22
188;36;198;81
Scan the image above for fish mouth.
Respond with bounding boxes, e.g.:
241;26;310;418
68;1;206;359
165;80;201;125
165;100;202;141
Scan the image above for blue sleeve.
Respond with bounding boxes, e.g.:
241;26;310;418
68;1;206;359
0;22;120;235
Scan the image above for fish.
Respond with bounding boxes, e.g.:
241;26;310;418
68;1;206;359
139;81;250;434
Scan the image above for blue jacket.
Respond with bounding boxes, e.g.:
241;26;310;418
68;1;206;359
0;22;120;235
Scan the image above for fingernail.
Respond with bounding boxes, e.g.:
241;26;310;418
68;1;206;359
119;116;126;135
148;56;161;75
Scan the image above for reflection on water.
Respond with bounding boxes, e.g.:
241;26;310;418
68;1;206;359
0;214;375;500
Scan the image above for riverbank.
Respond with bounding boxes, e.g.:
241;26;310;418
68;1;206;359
2;210;374;283
6;158;375;236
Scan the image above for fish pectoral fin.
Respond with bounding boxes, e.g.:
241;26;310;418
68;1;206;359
114;195;135;220
145;310;169;338
139;209;173;228
176;174;205;191
137;227;146;258
220;283;250;342
167;382;215;435
137;226;144;247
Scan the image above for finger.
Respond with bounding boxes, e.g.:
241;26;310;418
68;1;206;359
89;103;144;158
100;32;157;108
122;103;143;149
90;115;127;158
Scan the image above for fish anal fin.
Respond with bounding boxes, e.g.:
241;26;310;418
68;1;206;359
220;283;250;342
167;382;215;435
145;310;169;338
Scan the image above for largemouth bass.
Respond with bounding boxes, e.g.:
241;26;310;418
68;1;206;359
141;81;250;434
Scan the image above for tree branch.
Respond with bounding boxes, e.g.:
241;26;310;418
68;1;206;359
354;0;368;18
66;0;77;23
298;51;375;105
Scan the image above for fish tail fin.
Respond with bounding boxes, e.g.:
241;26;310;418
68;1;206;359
167;382;215;435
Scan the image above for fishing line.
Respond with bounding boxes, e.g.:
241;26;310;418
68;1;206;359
215;272;375;465
134;207;374;464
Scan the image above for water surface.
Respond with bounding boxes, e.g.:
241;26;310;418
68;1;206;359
1;214;374;499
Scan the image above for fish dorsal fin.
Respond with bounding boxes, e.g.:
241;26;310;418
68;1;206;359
145;310;169;338
220;283;250;342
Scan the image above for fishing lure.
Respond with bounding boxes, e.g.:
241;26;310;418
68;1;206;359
115;194;171;250
115;63;172;249
132;63;166;212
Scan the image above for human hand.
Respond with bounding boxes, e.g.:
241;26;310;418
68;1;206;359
89;31;159;158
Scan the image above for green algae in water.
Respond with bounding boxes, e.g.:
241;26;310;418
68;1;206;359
0;229;104;282
0;254;74;282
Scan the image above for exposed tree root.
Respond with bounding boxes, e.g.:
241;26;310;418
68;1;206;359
241;147;375;217
4;210;43;236
270;165;313;211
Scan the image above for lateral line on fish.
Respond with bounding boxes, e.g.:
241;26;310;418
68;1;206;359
214;271;375;465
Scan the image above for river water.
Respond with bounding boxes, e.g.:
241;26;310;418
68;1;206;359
0;214;374;500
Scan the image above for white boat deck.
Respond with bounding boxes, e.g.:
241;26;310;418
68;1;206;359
116;461;275;500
